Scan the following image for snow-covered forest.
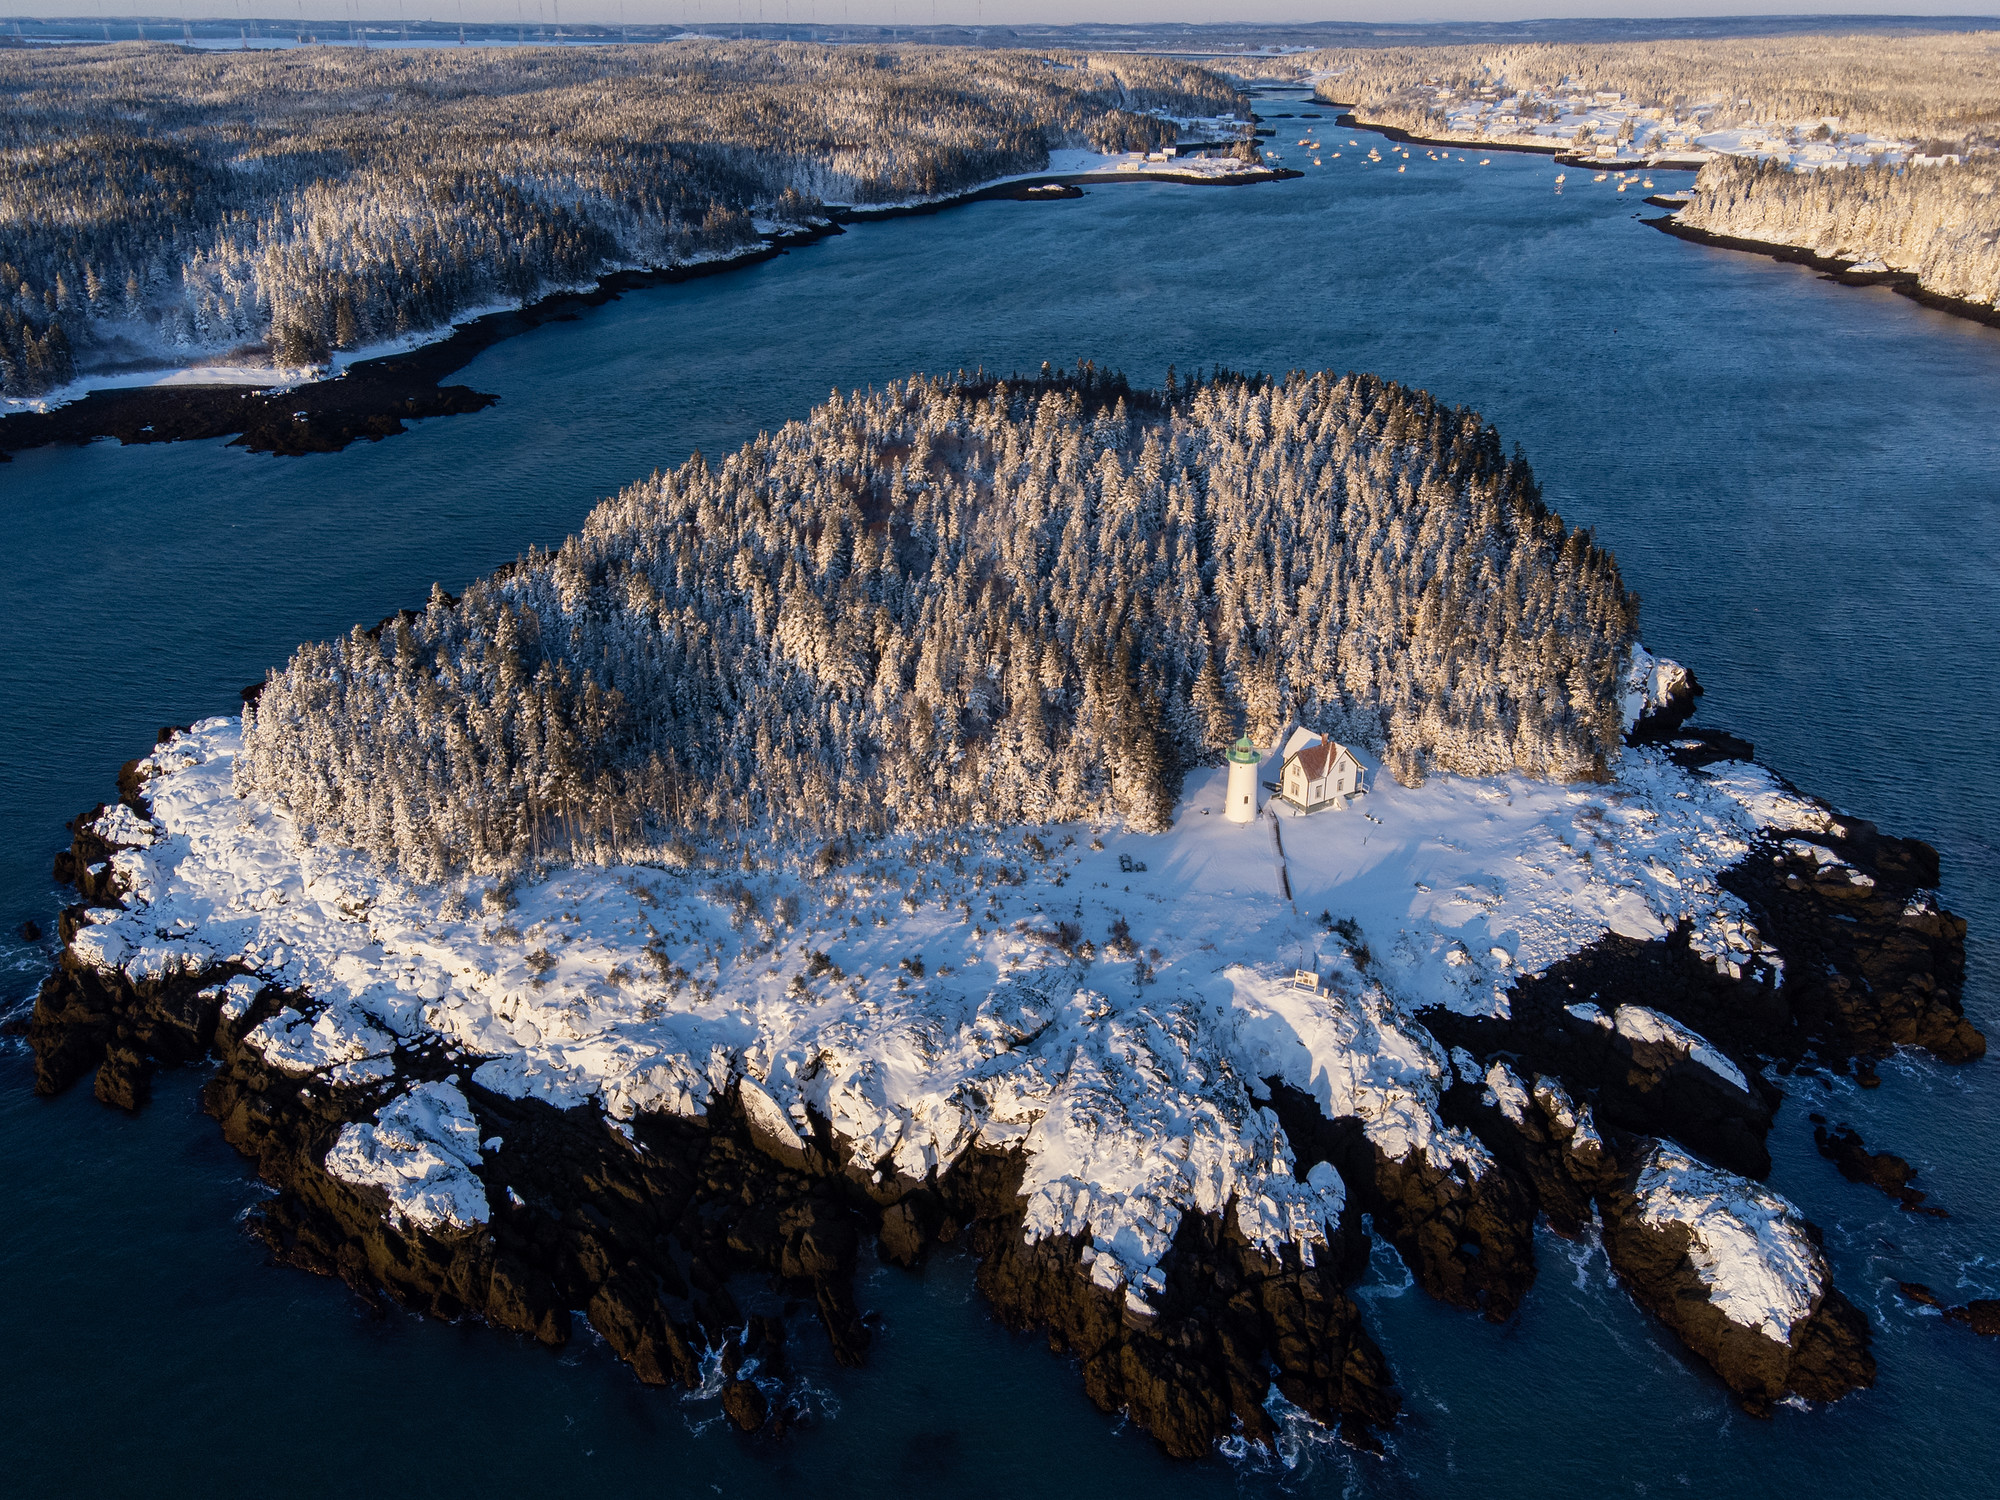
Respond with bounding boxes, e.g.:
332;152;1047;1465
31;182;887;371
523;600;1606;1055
0;42;1241;396
1299;31;2000;150
236;367;1638;884
1680;155;2000;308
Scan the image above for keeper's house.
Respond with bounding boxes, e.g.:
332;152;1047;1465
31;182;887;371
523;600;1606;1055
1277;730;1365;813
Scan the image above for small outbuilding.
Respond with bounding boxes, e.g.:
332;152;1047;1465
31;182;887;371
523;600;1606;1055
1277;729;1364;813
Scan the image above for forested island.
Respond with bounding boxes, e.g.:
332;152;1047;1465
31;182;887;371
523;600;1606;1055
0;42;1243;400
31;368;1981;1457
239;366;1634;882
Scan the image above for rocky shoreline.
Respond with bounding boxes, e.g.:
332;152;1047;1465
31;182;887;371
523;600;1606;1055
24;686;1985;1457
1645;215;2000;334
32;828;1399;1457
0;165;1289;466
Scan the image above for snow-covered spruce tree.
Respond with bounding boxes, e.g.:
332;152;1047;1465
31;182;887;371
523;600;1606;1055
237;367;1638;882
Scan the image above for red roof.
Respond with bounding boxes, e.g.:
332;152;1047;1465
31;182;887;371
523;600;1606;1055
1288;741;1346;779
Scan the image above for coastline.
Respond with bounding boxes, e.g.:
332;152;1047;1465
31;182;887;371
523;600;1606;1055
1645;215;2000;334
0;163;1291;465
1318;99;2000;338
26;704;1972;1446
1323;103;1706;171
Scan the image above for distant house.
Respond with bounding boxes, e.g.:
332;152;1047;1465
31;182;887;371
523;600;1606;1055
1277;729;1364;813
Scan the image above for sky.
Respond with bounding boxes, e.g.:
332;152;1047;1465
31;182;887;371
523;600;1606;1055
4;2;1996;30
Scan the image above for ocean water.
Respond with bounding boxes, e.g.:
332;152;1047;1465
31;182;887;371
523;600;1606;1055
3;96;1996;1496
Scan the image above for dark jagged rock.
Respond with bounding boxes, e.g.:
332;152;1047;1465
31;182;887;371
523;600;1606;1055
1425;766;1978;1196
1628;663;1703;744
1811;1117;1946;1216
25;716;1979;1453
1446;1071;1619;1239
1596;1148;1874;1413
26;841;1398;1460
956;1148;1396;1458
1947;1302;2000;1336
721;1378;770;1432
1895;1283;2000;1336
1268;1085;1536;1321
1429;950;1777;1181
15;919;40;942
1727;823;1979;1064
877;1197;931;1268
92;1040;151;1113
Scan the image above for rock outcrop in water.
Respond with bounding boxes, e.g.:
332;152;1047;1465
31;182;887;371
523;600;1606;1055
28;699;1977;1449
33;888;1400;1455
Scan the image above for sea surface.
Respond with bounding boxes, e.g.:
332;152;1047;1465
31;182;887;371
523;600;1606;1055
3;90;1996;1496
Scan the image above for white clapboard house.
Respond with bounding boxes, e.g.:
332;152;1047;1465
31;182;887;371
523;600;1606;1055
1276;728;1364;813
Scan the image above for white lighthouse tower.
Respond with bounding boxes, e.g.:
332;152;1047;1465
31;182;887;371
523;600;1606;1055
1224;734;1261;823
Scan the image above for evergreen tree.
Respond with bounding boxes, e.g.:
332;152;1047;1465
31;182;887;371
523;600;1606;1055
238;366;1641;882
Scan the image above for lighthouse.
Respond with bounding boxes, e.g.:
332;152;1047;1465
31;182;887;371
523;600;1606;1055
1224;734;1261;823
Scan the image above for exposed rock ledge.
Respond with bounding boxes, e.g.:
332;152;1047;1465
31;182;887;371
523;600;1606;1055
28;704;1978;1455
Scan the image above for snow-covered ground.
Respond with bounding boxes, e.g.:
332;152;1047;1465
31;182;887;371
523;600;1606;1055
0;359;312;420
69;648;1844;1336
0;297;526;421
1318;74;1919;170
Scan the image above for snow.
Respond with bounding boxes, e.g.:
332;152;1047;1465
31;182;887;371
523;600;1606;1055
1619;646;1693;732
1782;838;1874;888
1706;766;1836;837
1532;1075;1602;1155
1482;1061;1531;1125
827;143;1277;214
323;1080;491;1232
1317;73;1918;171
81;693;1836;1295
214;974;264;1025
1634;1142;1824;1343
1612;1005;1751;1093
1231;964;1492;1178
91;803;159;848
0;360;318;420
246;1002;398;1083
0;297;528;421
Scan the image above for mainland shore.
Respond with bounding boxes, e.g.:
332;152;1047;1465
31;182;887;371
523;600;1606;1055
0;160;1293;464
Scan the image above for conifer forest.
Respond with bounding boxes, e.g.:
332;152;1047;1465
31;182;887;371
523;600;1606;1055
0;41;1241;396
237;368;1638;883
1680;155;2000;308
1299;31;2000;146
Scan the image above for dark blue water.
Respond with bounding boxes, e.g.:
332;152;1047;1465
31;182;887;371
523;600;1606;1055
4;105;1996;1496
